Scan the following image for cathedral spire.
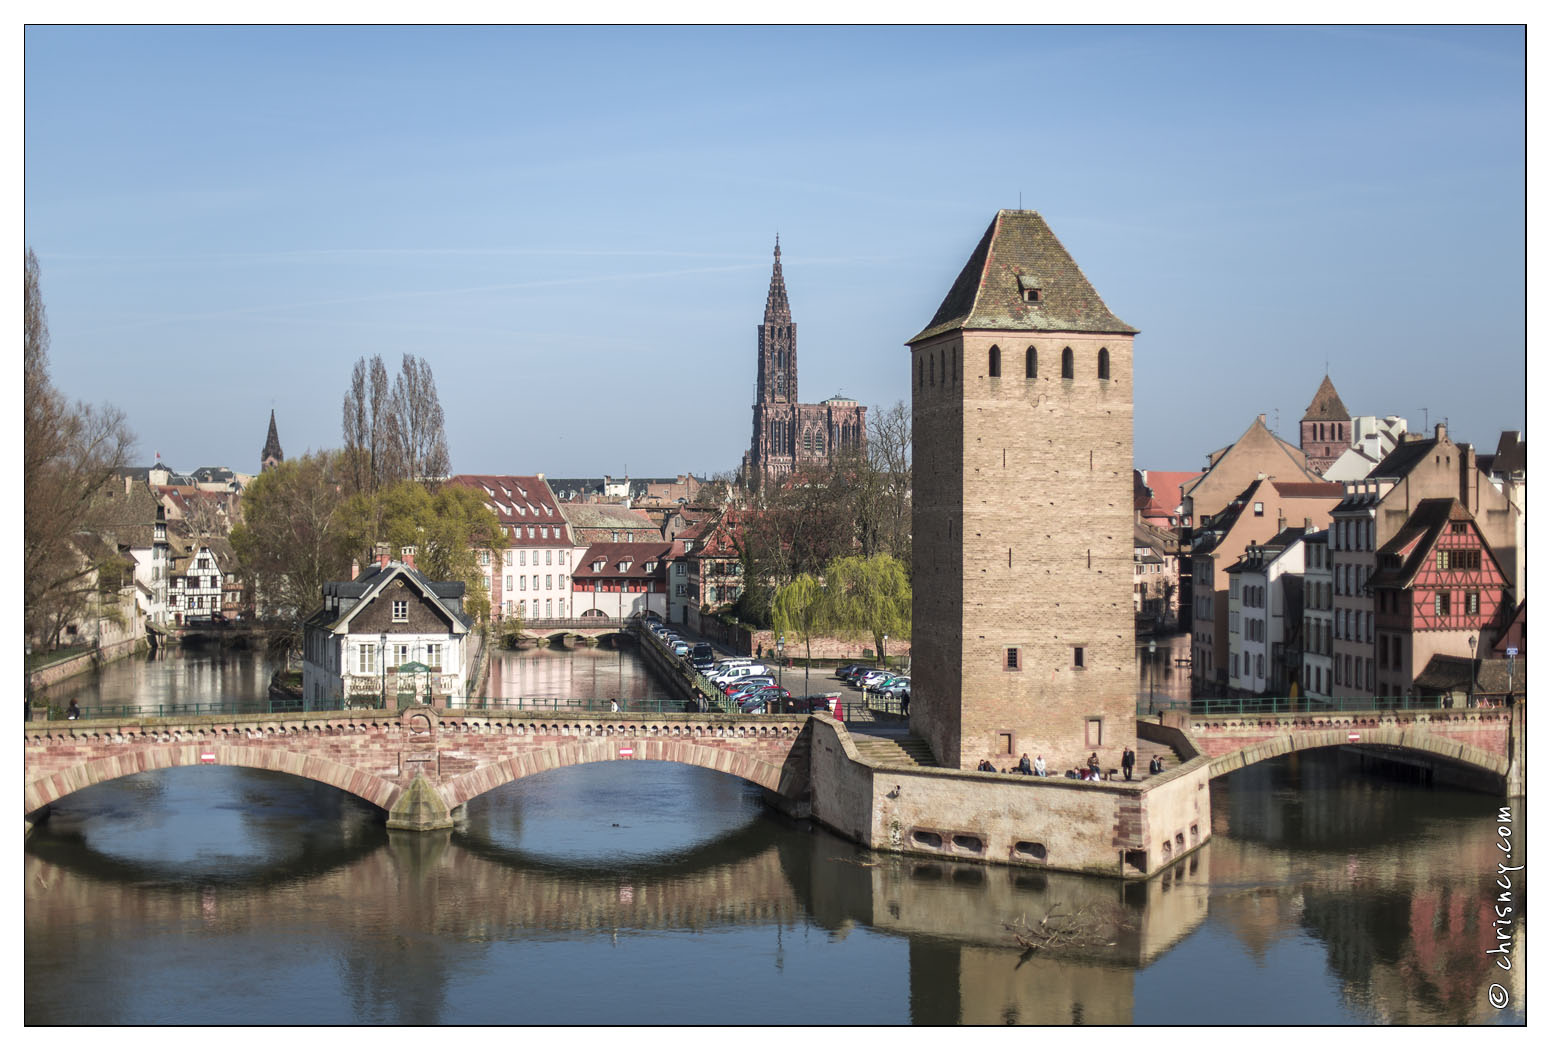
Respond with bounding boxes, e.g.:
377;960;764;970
764;236;791;324
261;409;284;471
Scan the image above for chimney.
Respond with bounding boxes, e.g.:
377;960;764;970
1258;413;1267;426
1460;442;1477;511
1435;422;1447;441
375;541;391;568
350;558;359;581
402;545;417;570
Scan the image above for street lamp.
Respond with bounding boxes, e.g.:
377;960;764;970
882;633;888;670
777;635;785;694
1148;638;1157;713
380;631;388;709
1467;635;1479;710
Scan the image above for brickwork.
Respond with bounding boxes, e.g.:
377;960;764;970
909;211;1138;772
1170;708;1513;783
24;708;812;823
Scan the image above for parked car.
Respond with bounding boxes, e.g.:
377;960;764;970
671;641;691;657
842;666;880;686
691;643;715;662
691;657;719;673
875;675;910;698
725;676;776;699
857;669;893;689
835;663;870;681
738;685;792;714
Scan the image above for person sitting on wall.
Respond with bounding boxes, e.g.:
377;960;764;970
1017;753;1033;775
977;759;995;772
1087;752;1100;777
1034;755;1046;777
66;699;81;720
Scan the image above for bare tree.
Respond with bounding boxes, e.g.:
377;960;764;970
340;355;397;494
24;250;136;646
389;354;450;485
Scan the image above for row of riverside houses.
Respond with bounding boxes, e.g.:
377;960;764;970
1137;375;1527;706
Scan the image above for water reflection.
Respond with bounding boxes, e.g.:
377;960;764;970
33;647;279;715
27;752;1527;1025
485;643;669;704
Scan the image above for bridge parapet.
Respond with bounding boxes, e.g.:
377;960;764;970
25;706;816;829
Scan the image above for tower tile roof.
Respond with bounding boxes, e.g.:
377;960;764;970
261;409;284;465
1301;375;1350;422
907;209;1137;344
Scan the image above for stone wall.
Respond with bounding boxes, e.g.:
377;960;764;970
806;716;1210;879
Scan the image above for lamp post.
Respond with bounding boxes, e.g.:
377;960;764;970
380;631;388;709
882;633;889;671
777;634;785;693
1148;638;1157;712
1467;634;1479;710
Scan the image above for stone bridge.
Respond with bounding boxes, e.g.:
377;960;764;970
24;706;813;831
1164;702;1523;795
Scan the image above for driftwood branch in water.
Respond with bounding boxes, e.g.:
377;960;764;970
1004;902;1112;954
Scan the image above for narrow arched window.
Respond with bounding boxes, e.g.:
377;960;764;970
1025;346;1037;378
939;349;945;385
952;347;958;385
989;345;1001;378
917;357;923;390
929;356;935;387
1061;347;1074;379
1098;347;1111;380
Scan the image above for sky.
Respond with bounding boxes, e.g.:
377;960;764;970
23;25;1527;480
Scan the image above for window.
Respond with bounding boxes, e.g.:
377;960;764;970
988;345;1001;378
1025;346;1037;378
1073;646;1085;669
426;643;442;670
546;575;553;590
1466;591;1480;616
546;550;553;565
394;643;410;667
1061;347;1074;379
480;551;489;566
612;531;619;542
560;551;568;565
1435;592;1451;617
917;358;923;390
392;599;408;622
1098;347;1110;380
358;643;377;675
545;599;553;618
520;576;527;591
1253;502;1264;517
1005;647;1020;670
1436;550;1449;571
1085;717;1102;747
505;575;512;592
520;550;527;566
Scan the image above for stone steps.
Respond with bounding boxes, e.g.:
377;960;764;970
849;733;938;768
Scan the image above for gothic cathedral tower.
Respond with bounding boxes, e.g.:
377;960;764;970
907;211;1138;771
261;409;284;472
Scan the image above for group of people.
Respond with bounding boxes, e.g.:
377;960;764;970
976;749;1166;779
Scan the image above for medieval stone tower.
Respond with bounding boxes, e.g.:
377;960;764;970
907;210;1138;771
1299;374;1351;476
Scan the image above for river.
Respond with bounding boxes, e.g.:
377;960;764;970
24;644;1526;1025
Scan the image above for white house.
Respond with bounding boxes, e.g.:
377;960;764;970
302;549;474;707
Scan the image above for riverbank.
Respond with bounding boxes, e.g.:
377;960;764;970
28;635;149;696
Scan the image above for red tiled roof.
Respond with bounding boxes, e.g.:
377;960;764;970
445;475;569;543
573;542;674;580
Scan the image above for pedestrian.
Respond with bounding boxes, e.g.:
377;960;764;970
1122;746;1135;781
66;698;81;721
609;698;619;712
1034;754;1046;777
756;643;763;659
1017;752;1033;775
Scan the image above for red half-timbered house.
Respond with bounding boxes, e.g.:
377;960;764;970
571;542;672;620
1370;498;1511;699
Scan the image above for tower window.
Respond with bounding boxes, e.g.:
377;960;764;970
988;345;1001;378
1073;646;1085;668
1025;346;1037;378
1061;347;1074;379
1005;647;1020;670
1098;347;1110;380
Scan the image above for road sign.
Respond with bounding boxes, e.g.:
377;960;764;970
200;752;216;763
618;747;634;757
1347;732;1360;743
1507;647;1519;657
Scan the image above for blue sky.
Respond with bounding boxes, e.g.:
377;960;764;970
24;26;1526;479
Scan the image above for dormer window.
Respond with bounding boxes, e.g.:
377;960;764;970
619;560;632;572
1017;274;1042;303
644;561;657;573
592;560;605;572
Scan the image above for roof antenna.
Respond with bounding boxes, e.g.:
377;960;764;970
1018;190;1022;209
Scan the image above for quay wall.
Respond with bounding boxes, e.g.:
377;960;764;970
28;635;148;694
807;717;1211;879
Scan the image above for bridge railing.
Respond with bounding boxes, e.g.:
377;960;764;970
1156;695;1463;718
454;696;707;714
34;698;322;721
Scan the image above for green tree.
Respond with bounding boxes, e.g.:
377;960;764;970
230;451;353;647
771;572;830;694
825;554;911;664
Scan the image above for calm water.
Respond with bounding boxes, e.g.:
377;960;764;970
24;647;1527;1025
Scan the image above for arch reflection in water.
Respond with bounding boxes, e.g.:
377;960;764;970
24;752;1525;1025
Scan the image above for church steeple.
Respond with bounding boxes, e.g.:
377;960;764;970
261;409;284;472
764;235;791;324
756;236;797;405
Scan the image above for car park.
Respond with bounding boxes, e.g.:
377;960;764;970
835;663;869;681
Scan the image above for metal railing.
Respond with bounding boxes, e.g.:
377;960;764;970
457;696;707;714
1168;694;1454;717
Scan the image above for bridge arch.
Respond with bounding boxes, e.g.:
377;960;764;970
1204;724;1509;784
25;743;405;817
435;728;805;813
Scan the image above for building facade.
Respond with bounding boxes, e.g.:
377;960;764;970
908;209;1137;771
1301;529;1333;702
1299;374;1352;476
741;239;868;486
